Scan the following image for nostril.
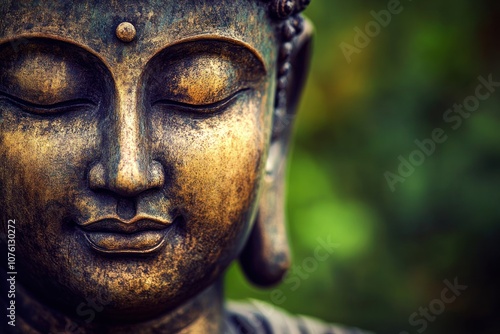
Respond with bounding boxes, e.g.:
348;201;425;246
88;162;106;190
148;160;165;188
87;160;165;197
117;197;136;220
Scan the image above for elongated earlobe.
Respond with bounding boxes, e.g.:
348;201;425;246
239;20;313;286
240;140;290;286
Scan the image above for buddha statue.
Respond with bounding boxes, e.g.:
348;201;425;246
0;0;369;333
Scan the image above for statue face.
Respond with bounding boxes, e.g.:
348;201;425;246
0;0;277;319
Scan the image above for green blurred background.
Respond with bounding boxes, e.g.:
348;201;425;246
226;1;500;333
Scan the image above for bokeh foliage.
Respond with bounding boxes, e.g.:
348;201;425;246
226;1;500;333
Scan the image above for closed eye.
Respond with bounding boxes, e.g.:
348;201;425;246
151;88;248;115
0;91;96;116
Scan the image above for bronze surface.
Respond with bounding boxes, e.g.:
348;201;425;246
0;1;312;332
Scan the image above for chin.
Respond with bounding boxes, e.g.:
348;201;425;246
24;250;219;322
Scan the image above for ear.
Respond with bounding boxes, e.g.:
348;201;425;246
239;19;313;286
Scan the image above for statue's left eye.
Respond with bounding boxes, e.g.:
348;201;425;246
152;88;248;115
177;56;239;104
147;40;266;114
151;55;251;114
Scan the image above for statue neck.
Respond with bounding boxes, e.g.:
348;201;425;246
4;275;225;334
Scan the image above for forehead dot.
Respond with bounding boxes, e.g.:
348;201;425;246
116;22;136;42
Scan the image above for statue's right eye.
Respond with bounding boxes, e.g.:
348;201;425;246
0;39;101;115
0;92;96;116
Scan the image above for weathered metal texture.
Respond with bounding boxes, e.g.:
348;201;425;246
0;0;312;332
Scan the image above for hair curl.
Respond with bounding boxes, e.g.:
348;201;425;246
265;0;311;135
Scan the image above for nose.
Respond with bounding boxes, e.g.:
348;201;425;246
88;81;164;197
88;161;164;197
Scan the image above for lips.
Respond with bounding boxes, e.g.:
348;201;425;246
78;217;173;255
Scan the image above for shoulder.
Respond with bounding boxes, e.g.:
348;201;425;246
224;300;373;334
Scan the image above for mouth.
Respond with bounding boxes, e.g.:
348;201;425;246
77;216;174;255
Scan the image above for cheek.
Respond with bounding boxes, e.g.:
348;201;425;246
152;96;269;257
177;121;262;225
0;114;99;219
0;113;100;296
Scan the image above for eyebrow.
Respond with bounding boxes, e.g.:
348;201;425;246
0;34;113;71
148;34;267;74
1;33;268;73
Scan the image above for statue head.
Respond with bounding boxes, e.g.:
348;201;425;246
0;0;312;330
